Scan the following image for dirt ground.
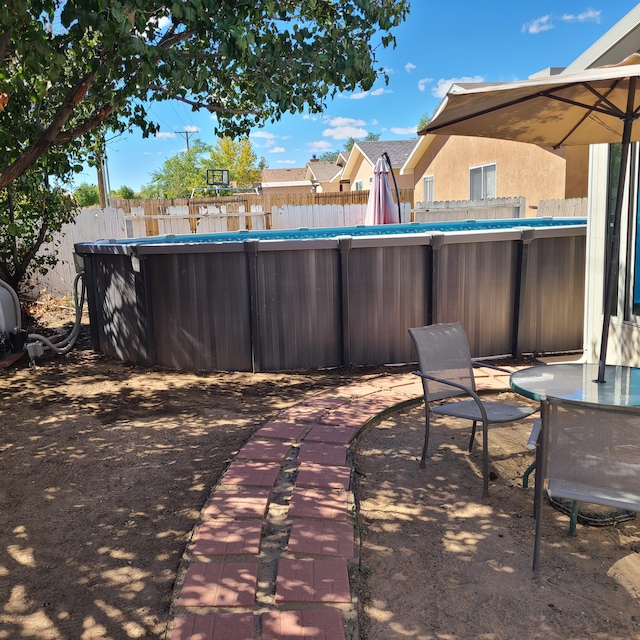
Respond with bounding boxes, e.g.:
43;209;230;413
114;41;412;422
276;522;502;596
355;403;640;640
3;300;640;640
0;300;373;639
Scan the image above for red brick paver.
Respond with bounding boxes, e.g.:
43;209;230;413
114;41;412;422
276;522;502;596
203;489;271;520
236;440;292;462
275;558;351;603
177;562;259;607
297;442;349;466
288;487;350;521
261;609;346;640
191;520;263;557
220;461;281;487
295;462;351;490
170;613;254;640
254;421;308;441
288;519;354;557
305;424;359;444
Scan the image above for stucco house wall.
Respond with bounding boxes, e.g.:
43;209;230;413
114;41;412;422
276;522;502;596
408;135;567;212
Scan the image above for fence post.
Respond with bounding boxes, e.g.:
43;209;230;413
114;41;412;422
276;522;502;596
338;237;352;367
245;240;261;373
512;228;535;357
429;233;445;325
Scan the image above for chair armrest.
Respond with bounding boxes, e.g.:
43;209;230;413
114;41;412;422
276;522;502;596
527;419;542;450
411;371;488;422
471;359;512;374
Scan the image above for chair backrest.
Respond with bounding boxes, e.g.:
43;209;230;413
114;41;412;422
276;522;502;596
540;396;640;511
408;323;475;402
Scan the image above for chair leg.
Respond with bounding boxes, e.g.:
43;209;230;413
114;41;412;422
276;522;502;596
569;501;579;537
482;418;489;496
523;461;536;489
420;407;431;469
468;420;477;452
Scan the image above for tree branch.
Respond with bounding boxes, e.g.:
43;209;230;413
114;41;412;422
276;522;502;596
55;103;119;143
146;85;260;116
0;72;96;189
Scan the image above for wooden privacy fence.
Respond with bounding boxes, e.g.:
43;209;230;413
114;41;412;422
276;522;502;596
30;196;587;297
412;197;526;221
536;197;588;217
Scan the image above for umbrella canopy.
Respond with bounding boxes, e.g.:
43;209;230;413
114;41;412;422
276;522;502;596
365;156;399;225
422;53;640;383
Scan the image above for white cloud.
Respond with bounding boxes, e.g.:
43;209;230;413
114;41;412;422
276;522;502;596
345;91;370;100
390;126;417;135
276;159;296;164
155;131;177;139
269;146;286;153
327;116;366;127
405;62;416;73
370;87;392;96
322;126;368;140
522;15;553;34
184;125;199;132
382;67;395;75
302;114;319;121
418;77;433;92
562;9;600;23
432;75;484;98
307;140;333;151
370;119;379;126
251;131;277;142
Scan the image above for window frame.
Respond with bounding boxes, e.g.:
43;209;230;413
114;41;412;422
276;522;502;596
469;163;496;200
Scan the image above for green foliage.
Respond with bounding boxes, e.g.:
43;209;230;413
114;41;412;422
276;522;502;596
141;139;210;198
316;151;339;163
208;137;267;187
417;112;432;132
141;137;267;198
74;182;100;207
0;1;409;190
345;132;381;153
115;185;136;199
0;171;78;289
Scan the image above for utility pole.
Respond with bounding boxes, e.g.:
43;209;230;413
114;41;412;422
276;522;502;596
177;130;192;150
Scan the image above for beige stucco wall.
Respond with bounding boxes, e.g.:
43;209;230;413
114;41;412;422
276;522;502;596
261;184;313;196
410;136;567;214
564;146;589;198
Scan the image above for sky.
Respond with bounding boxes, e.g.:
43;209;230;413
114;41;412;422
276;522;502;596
78;1;640;193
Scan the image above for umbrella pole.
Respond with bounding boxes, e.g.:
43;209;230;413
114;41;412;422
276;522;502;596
382;151;402;223
597;83;637;383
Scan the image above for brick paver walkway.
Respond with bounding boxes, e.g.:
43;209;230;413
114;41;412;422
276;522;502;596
167;368;514;639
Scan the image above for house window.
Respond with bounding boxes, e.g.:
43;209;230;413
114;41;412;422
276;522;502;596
423;175;434;202
354;180;363;191
470;164;496;200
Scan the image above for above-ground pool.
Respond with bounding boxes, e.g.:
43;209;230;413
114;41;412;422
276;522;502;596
75;218;587;372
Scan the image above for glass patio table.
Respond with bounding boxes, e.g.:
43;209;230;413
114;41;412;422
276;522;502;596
511;363;640;528
510;363;640;407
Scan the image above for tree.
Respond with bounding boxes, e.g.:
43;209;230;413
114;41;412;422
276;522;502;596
344;132;381;153
141;139;210;199
417;112;432;131
74;182;100;207
0;1;409;192
208;137;267;187
114;185;136;199
0;171;78;289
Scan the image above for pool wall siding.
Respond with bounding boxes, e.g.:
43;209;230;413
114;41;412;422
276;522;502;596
76;222;586;371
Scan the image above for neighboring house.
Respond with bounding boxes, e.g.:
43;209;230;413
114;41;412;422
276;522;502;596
304;159;342;192
335;140;417;192
568;4;640;366
261;166;312;195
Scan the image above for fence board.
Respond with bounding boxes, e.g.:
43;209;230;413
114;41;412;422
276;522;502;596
537;198;588;217
412;197;526;222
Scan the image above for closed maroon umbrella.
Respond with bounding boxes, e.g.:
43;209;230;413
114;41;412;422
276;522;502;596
365;157;399;225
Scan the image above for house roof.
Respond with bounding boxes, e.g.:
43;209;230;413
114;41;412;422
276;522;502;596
356;140;417;168
262;167;307;182
305;162;342;182
400;134;438;175
564;4;640;72
336;139;418;183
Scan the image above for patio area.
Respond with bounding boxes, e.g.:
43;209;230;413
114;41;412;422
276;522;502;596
356;402;640;639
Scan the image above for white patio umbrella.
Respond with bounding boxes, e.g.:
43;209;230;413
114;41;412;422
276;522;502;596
365;156;400;225
422;53;640;382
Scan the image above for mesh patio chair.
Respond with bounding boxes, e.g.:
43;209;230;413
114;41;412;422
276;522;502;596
533;396;640;570
409;322;536;495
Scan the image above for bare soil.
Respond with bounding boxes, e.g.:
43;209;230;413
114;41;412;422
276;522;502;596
4;300;640;640
354;404;640;639
0;300;372;639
